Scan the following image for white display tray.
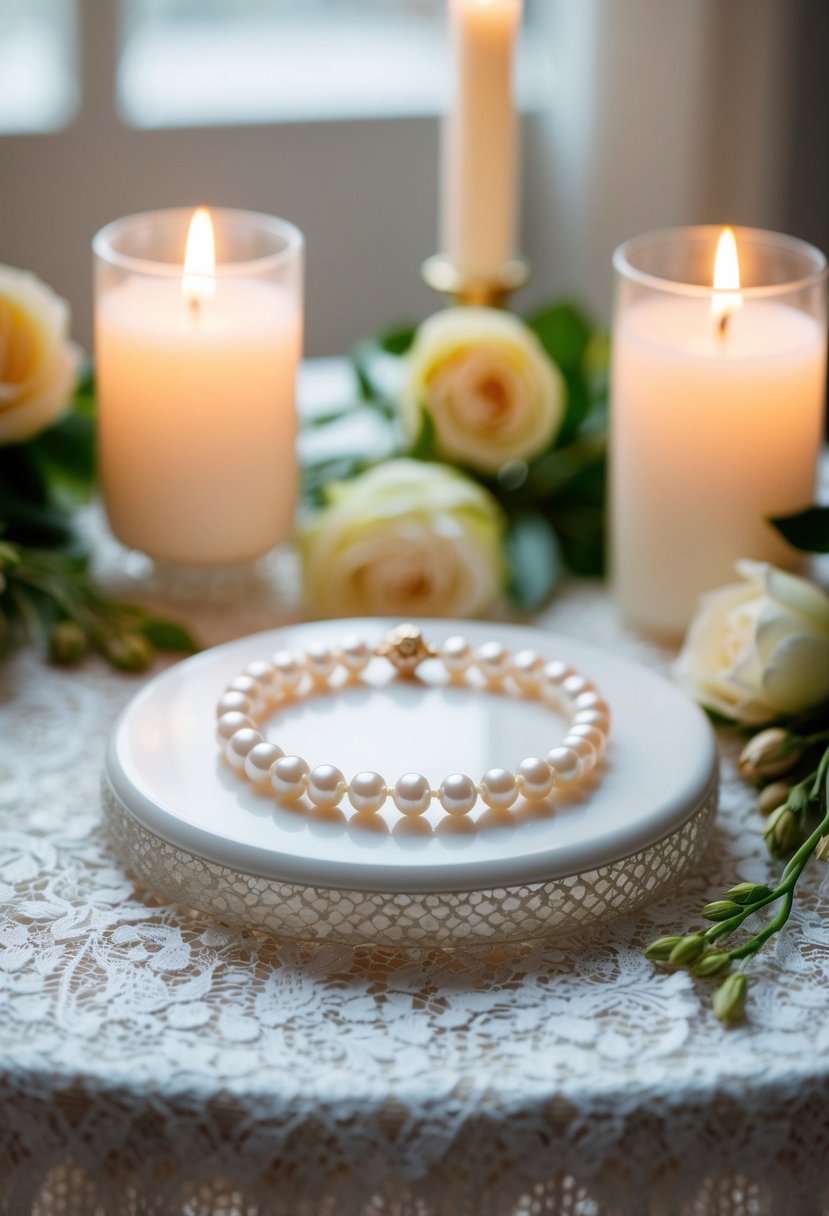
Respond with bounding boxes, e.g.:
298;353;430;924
103;618;718;946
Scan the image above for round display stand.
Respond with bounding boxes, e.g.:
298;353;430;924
103;618;718;946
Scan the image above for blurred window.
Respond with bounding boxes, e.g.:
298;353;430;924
0;0;78;133
118;0;542;128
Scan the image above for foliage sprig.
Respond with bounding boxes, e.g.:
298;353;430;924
1;365;198;671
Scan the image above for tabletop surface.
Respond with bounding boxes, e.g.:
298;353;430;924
1;361;828;1216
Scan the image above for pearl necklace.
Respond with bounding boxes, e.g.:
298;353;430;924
216;625;611;820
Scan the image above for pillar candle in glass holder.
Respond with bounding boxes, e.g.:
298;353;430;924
442;0;522;283
611;225;827;638
93;207;303;567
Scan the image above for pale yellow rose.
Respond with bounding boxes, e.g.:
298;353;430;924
675;560;829;724
401;307;565;474
301;458;506;618
0;265;81;444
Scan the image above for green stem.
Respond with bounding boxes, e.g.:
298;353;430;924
708;745;829;961
727;892;794;960
796;727;829;749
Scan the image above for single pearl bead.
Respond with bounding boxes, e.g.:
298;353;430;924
226;675;264;715
225;727;264;770
516;756;556;800
340;635;371;674
568;723;607;759
542;660;574;686
348;770;387;814
479;767;518;810
216;711;256;746
573;691;611;719
564;729;598;768
561;673;594;701
392;773;432;817
438;773;477;817
440;635;472;676
272;650;305;692
306;642;337;683
511;649;543;692
271;755;309;802
245;660;278;697
477;641;509;684
307;764;347;808
547;745;581;784
216;690;252;719
244;741;284;785
574;708;611;734
539;661;575;701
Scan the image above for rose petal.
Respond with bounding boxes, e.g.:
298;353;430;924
760;632;829;713
737;558;829;634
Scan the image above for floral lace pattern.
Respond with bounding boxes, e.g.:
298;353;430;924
3;537;829;1215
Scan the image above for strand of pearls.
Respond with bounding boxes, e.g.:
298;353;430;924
216;627;610;821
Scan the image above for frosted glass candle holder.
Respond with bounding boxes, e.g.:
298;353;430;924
610;225;827;639
93;207;304;568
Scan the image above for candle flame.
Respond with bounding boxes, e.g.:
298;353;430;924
711;227;742;336
182;207;215;309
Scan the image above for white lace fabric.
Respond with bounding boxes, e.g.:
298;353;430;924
3;528;829;1215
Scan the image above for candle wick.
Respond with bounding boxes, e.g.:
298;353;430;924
188;295;201;323
718;312;730;340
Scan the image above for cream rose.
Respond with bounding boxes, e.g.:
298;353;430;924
0;264;81;444
300;458;506;618
401;307;565;474
675;560;829;725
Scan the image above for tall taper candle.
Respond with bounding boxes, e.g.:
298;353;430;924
442;0;522;284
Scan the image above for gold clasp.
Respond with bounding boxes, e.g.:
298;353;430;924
375;624;436;677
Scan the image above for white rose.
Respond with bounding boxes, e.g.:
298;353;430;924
401;307;565;474
675;560;829;725
0;264;81;444
300;458;506;618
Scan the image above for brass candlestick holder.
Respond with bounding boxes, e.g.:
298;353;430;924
421;253;532;308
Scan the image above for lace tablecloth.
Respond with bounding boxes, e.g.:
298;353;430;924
2;370;829;1216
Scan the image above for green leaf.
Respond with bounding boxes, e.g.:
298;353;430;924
548;503;606;577
351;324;415;402
522;432;607;501
526;301;593;373
0;498;77;549
0;445;51;507
557;372;591;446
377;325;416;356
142;617;200;653
71;360;96;419
28;411;96;504
506;512;562;611
769;505;829;554
409;408;437;461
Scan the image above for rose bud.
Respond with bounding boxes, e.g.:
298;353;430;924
713;973;748;1023
49;620;87;665
738;729;802;785
757;781;793;816
103;631;155;672
763;805;800;858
